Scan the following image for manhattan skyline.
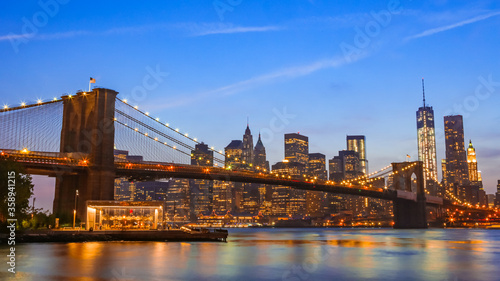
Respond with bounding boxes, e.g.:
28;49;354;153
1;1;499;211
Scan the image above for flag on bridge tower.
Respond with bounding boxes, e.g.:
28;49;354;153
89;77;96;91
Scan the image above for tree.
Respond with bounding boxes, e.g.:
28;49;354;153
0;158;34;229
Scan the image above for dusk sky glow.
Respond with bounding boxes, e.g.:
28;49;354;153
1;0;499;211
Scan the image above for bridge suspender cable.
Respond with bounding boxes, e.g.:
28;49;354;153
115;98;226;163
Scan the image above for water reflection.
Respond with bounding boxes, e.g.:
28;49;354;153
5;228;500;280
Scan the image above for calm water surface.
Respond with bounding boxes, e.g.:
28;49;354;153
2;228;500;281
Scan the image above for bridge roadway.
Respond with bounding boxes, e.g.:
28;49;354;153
2;149;445;205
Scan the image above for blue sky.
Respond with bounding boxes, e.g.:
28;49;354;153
1;0;499;211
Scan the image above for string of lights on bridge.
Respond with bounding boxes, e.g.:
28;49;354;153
1;94;494;212
1;94;228;164
116;97;226;161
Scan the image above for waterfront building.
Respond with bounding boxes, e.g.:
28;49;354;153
86;201;163;231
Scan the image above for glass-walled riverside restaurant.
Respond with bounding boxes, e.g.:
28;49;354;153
86;201;164;230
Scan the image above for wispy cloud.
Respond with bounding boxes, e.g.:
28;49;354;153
406;11;500;40
0;22;281;42
185;23;282;36
0;33;33;41
146;52;368;110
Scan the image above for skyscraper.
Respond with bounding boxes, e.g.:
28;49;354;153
467;140;479;182
190;143;214;218
416;79;438;184
242;124;254;168
284;133;309;165
306;153;327;217
444;115;469;186
253;133;269;171
496;180;500;207
307;153;327;180
347;135;368;174
328;150;363;182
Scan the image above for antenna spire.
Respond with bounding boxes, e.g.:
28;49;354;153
422;78;426;108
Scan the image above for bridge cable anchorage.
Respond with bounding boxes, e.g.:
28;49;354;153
115;97;225;162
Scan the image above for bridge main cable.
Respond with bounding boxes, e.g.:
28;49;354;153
115;97;225;165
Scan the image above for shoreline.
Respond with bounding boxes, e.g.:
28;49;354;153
0;229;228;243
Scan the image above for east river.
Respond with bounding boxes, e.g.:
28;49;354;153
2;228;500;280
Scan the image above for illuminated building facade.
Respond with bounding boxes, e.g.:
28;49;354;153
242;124;254;169
444;115;469;186
329;150;363;182
496;180;500;207
416;104;438;184
306;153;327;217
347;135;368;174
441;159;447;187
212;181;233;213
225;140;243;169
253;133;271;215
190;143;214;219
165;178;190;221
467;140;479;182
271;161;307;216
191;142;213;166
113;149;167;202
284;133;309;165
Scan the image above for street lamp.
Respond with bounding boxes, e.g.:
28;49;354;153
73;189;79;229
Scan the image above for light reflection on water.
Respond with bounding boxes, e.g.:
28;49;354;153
2;228;500;281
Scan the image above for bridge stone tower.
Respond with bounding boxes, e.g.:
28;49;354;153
53;88;118;222
392;161;428;229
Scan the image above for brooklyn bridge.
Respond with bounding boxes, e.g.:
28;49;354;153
0;88;490;228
